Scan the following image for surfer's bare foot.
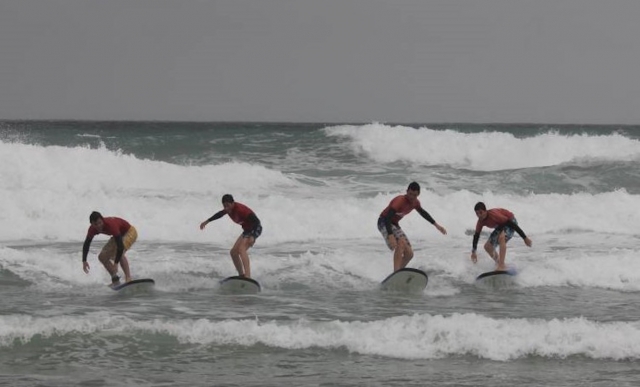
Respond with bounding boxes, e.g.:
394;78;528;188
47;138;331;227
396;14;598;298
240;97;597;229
125;277;133;283
495;265;507;271
109;274;121;287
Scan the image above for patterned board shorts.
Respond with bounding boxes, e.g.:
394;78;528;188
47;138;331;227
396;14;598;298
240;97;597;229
242;224;263;240
377;217;411;250
488;218;517;249
101;226;138;258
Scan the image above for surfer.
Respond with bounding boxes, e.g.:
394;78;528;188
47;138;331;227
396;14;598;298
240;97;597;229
200;194;262;279
378;182;447;271
470;202;532;271
82;212;137;286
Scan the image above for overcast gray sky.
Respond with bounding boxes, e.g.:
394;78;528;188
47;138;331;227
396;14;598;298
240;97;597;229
1;0;640;123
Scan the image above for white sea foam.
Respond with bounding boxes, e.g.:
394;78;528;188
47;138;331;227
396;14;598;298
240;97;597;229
3;125;639;381
3;137;640;293
325;124;640;171
1;139;639;243
1;312;639;361
4;229;640;295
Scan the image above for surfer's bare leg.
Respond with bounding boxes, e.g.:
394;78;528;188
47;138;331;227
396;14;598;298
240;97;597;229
496;231;508;270
230;235;252;278
401;243;414;269
484;241;498;263
394;237;413;271
119;255;132;282
98;251;118;278
393;245;403;271
238;237;253;279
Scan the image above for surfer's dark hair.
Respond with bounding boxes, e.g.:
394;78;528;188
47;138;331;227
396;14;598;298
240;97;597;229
222;194;235;204
407;182;420;192
89;211;103;223
474;202;487;211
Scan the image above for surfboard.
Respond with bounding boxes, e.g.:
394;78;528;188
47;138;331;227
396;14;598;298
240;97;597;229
380;268;428;293
475;269;517;287
219;276;261;294
110;278;155;291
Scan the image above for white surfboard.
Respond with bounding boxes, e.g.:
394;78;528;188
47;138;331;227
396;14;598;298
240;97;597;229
110;278;155;292
475;269;517;287
219;276;261;294
380;268;428;293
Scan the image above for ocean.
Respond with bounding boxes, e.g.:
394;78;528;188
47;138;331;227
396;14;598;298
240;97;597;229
1;121;640;386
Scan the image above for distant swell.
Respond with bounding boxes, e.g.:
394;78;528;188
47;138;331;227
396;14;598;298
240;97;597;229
324;124;640;171
2;312;640;361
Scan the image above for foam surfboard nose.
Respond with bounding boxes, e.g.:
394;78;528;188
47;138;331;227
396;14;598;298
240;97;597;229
110;278;155;291
380;268;428;292
475;269;517;288
219;276;262;294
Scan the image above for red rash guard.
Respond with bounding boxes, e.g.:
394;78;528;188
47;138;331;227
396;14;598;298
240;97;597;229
86;217;131;238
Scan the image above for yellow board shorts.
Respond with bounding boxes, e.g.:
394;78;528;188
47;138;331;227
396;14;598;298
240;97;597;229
101;226;138;259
